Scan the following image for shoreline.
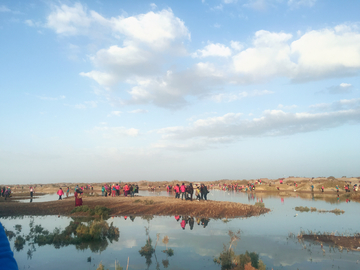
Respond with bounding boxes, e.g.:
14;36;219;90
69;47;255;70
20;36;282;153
0;195;270;219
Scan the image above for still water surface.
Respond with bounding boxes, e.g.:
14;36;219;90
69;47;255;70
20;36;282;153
2;190;359;270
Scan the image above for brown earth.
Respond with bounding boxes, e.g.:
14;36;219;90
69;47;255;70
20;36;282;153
0;195;269;219
299;234;360;251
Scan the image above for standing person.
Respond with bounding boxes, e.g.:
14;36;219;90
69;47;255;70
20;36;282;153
57;188;64;200
29;186;34;198
124;184;129;197
174;184;180;199
112;185;116;197
311;185;314;192
130;185;134;197
321;186;324;192
195;186;201;200
116;184;120;196
336;185;339;193
180;183;186;200
101;186;105;196
200;184;208;200
66;187;70;198
188;183;194;201
74;187;83;207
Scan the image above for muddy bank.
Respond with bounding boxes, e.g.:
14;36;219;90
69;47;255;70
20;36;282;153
0;195;269;219
299;234;360;251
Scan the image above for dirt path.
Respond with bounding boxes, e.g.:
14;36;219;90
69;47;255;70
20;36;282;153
0;195;269;219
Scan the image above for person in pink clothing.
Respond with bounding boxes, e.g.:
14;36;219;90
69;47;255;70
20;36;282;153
124;184;129;196
174;184;180;199
180;183;186;200
57;188;64;200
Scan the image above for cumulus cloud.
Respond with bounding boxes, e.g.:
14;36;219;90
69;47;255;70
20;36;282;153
232;30;295;82
46;3;190;50
192;42;232;58
155;98;360;148
124;63;226;108
232;25;360;83
46;3;93;35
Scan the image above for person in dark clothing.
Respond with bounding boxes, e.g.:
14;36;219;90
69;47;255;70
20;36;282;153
200;184;208;200
189;217;194;230
187;183;194;201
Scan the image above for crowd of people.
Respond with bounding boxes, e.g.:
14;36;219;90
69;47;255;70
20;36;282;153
169;183;210;201
0;186;12;200
101;183;139;197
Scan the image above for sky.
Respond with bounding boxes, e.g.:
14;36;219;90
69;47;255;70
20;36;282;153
1;0;360;184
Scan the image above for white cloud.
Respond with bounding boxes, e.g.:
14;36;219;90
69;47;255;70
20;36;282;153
232;30;295;82
192;42;232;58
46;3;92;35
46;4;190;50
155;98;360;147
291;26;360;81
232;25;360;83
230;41;243;51
0;5;11;12
80;70;118;88
340;83;352;88
110;8;190;50
150;3;157;10
107;111;122;117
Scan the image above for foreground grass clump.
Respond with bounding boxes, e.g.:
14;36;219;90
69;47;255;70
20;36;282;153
295;206;310;212
71;205;111;218
254;202;265;208
134;199;154;205
214;230;266;270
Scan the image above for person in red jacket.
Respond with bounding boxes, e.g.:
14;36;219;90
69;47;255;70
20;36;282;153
57;188;64;200
124;184;129;196
180;183;186;200
174;184;180;199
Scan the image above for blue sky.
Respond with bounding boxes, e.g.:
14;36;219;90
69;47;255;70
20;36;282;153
1;0;359;184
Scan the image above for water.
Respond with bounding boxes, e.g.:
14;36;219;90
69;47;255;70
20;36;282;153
2;190;359;270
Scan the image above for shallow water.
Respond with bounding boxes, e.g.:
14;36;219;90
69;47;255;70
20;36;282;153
2;190;359;270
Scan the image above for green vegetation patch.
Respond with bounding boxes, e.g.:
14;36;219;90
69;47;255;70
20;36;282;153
71;205;111;218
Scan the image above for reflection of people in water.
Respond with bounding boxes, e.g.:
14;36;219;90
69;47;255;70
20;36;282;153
189;217;194;230
0;222;19;270
130;216;136;222
181;218;186;230
175;215;180;221
201;218;209;228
